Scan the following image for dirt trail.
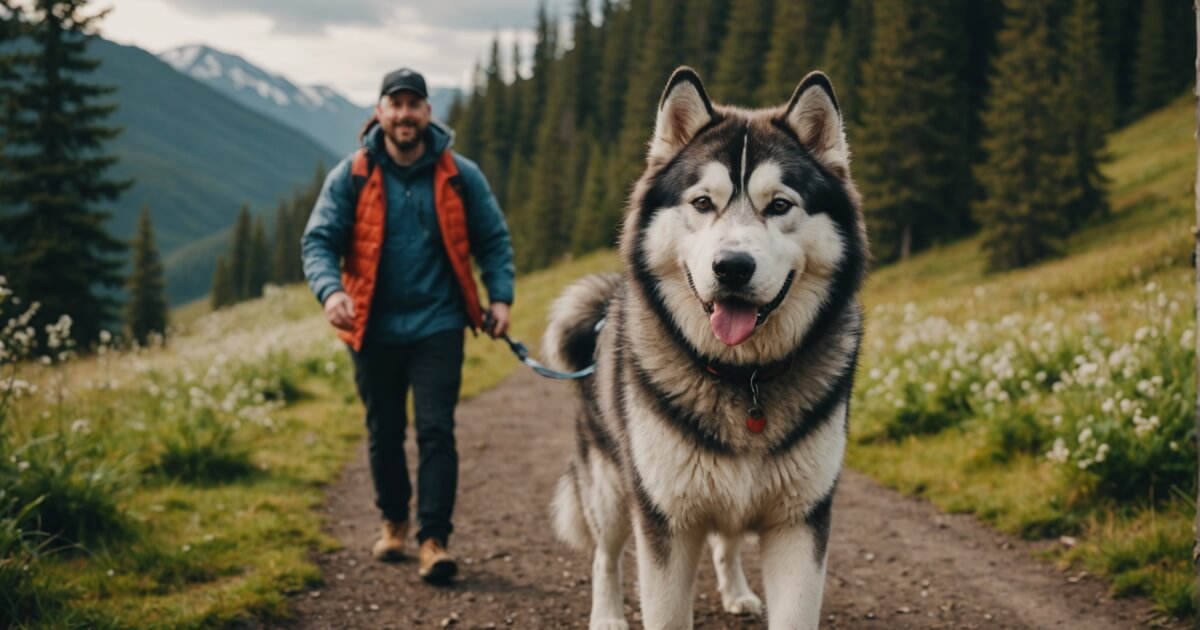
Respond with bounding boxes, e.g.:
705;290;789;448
286;369;1178;629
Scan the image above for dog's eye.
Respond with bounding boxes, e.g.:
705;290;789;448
767;198;794;216
691;196;714;213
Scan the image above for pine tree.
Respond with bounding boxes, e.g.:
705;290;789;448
856;0;971;262
710;0;773;104
1097;0;1140;123
974;0;1073;271
1132;0;1172;116
609;0;682;216
125;205;167;345
445;93;465;131
287;163;325;283
247;215;269;299
680;0;730;80
519;4;556;158
571;145;620;254
757;1;812;105
0;0;130;349
0;2;20;154
1060;0;1111;228
479;38;509;204
819;22;851;111
503;41;528;216
227;205;253;301
457;62;486;161
1160;0;1196;103
594;0;636;143
271;199;291;283
832;0;873;128
210;255;233;310
519;47;580;269
570;0;599;130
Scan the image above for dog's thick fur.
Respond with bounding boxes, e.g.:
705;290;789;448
544;67;868;630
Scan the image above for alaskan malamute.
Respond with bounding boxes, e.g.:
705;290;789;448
544;67;868;629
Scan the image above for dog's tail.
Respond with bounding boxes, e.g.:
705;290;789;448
551;462;592;550
541;272;622;373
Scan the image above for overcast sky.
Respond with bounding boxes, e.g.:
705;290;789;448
99;0;573;106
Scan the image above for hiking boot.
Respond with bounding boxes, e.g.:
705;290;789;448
371;520;407;561
417;537;457;583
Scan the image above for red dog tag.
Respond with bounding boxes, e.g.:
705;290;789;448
746;407;766;434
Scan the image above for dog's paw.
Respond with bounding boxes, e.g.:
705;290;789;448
723;593;764;616
589;619;629;630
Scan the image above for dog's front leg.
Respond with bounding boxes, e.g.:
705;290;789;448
588;509;631;630
709;532;763;616
760;523;829;630
633;519;703;630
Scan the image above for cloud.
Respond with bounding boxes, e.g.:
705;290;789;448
408;1;574;31
102;0;562;104
163;0;571;35
161;0;391;34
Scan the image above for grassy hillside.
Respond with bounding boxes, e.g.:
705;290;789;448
91;38;336;303
0;248;622;627
849;93;1196;619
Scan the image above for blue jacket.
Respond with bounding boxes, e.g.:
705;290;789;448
301;122;515;344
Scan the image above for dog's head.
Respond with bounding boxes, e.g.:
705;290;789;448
622;67;868;365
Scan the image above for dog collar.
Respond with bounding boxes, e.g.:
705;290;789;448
701;357;792;383
701;358;793;434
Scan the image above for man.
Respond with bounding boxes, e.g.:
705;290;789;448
302;67;514;584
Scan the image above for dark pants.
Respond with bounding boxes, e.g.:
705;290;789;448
349;329;464;545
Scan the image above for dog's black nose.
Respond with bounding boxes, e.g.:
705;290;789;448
713;252;756;288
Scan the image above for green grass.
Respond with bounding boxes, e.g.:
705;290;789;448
848;93;1198;619
2;249;623;628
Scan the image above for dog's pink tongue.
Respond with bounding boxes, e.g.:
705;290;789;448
710;301;758;346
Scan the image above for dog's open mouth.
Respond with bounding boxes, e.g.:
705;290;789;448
685;268;796;346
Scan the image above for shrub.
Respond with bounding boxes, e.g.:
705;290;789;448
149;407;256;485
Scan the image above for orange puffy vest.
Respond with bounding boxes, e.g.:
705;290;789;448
337;147;483;351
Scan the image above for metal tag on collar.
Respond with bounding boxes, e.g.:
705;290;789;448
746;369;766;433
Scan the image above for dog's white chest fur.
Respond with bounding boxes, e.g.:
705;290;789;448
625;398;847;532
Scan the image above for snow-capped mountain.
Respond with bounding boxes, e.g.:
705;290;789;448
89;38;337;304
163;45;463;154
160;45;458;156
160;45;369;155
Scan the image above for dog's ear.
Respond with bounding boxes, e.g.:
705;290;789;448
783;72;849;176
648;67;715;166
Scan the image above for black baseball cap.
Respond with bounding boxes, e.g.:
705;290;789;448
380;67;428;99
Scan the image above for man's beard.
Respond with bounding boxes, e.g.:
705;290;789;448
390;122;425;151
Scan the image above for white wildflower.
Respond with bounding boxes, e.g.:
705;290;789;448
1046;438;1070;464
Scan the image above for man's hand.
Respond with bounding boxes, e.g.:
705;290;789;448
324;291;356;331
486;302;510;339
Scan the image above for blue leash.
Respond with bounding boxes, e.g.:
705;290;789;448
491;317;604;380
